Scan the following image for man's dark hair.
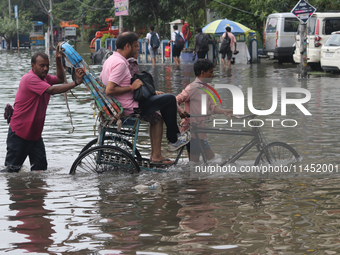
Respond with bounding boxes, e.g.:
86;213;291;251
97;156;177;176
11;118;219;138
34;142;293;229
195;27;202;33
150;25;155;31
115;32;139;50
173;25;178;30
194;59;215;76
31;52;49;64
226;26;231;32
181;19;185;22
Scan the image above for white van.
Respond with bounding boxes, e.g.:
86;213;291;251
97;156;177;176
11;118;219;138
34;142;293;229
264;13;299;62
293;12;340;70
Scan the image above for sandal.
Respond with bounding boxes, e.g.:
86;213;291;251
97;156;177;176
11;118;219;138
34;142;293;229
150;158;174;165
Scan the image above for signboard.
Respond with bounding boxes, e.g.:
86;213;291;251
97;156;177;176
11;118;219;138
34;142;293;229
14;5;18;19
64;27;77;37
291;0;316;24
114;0;129;16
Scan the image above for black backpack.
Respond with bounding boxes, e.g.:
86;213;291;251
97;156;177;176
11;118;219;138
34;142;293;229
198;33;209;51
219;33;231;54
131;71;156;102
150;32;160;49
175;32;185;47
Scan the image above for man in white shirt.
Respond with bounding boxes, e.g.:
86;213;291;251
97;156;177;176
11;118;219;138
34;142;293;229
170;25;185;65
146;25;160;65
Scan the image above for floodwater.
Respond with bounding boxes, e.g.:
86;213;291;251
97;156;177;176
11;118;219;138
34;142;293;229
0;42;340;254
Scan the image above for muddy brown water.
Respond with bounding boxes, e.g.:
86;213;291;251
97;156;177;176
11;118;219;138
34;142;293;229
0;42;339;254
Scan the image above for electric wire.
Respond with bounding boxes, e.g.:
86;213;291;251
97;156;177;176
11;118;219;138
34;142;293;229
213;0;268;18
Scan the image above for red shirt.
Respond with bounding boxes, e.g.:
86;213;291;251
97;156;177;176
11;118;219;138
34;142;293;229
10;70;58;141
182;23;190;40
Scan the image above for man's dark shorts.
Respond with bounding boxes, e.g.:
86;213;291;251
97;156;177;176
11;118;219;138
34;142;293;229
222;50;233;60
5;126;47;172
173;44;183;57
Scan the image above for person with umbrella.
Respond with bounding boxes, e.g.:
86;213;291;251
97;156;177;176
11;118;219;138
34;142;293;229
202;19;254;67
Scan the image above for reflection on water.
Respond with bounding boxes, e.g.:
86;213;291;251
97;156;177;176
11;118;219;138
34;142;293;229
6;175;55;253
0;43;340;253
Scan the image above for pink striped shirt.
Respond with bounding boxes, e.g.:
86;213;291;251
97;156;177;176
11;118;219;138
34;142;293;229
176;78;216;139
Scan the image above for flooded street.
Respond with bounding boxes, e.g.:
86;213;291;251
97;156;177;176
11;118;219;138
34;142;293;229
0;42;340;254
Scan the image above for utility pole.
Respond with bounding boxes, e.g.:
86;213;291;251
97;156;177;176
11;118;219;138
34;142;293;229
47;11;50;54
9;0;12;50
119;16;123;35
291;0;316;78
50;0;54;48
300;21;308;78
15;5;19;53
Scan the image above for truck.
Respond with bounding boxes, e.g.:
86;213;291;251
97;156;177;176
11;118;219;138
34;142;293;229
11;34;30;48
62;26;77;47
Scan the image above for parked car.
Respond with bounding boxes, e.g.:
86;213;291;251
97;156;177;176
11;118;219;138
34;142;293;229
293;12;340;70
320;31;340;72
263;13;299;62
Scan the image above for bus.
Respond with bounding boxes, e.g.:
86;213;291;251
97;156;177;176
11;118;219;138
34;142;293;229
30;21;45;47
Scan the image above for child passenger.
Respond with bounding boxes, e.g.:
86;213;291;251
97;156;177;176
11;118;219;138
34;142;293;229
176;59;233;162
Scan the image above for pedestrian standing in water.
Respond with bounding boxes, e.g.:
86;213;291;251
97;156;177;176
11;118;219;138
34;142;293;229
193;27;215;59
181;19;192;48
220;26;237;68
2;46;85;173
170;25;185;65
146;25;160;65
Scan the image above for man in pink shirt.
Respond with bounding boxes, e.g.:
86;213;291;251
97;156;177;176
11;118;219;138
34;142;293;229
176;59;232;162
3;49;85;173
221;26;237;68
100;32;190;161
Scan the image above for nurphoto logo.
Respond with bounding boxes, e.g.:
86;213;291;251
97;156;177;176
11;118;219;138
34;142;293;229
200;84;312;128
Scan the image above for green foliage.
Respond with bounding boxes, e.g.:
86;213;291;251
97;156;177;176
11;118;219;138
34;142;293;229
0;0;48;24
125;0;180;38
0;17;17;38
101;33;113;48
0;16;32;38
3;0;340;47
178;0;206;30
53;0;85;22
82;0;114;28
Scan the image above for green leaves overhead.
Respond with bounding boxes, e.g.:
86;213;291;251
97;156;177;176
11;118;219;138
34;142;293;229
0;17;17;38
0;16;32;38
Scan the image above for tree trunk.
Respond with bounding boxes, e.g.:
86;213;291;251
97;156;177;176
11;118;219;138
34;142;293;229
6;38;11;50
192;13;196;35
203;0;206;24
150;8;159;36
155;16;159;36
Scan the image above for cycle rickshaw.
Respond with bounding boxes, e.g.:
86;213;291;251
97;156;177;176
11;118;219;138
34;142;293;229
60;43;300;175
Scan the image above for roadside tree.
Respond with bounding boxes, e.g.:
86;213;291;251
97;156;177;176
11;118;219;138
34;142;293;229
0;16;32;50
